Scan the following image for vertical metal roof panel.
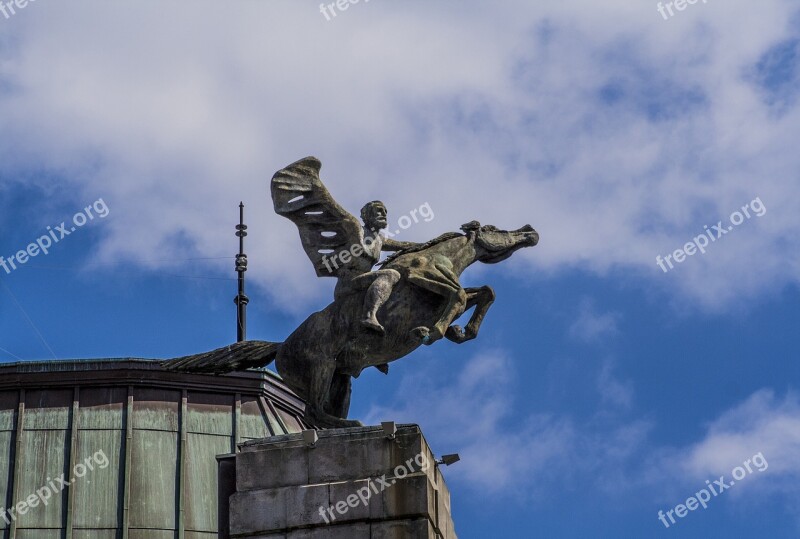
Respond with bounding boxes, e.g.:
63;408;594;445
0;359;309;538
15;530;61;539
186;393;233;437
184;433;230;533
0;430;12;532
0;392;16;432
131;389;179;432
128;530;174;539
72;531;117;539
72;430;122;530
239;397;272;440
76;388;126;430
128;430;177;530
23;390;71;431
16;430;69;529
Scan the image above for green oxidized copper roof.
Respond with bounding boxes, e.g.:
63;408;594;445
0;358;308;539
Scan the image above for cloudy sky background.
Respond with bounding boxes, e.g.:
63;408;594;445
1;1;799;537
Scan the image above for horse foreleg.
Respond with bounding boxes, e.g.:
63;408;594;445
445;286;495;344
427;287;468;345
407;263;467;346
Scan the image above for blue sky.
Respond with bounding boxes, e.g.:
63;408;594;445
1;1;799;537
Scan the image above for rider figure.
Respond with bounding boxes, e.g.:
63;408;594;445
332;201;418;334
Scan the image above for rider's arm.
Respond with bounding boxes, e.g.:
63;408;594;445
382;238;418;251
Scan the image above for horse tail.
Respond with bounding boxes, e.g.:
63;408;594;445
162;340;281;374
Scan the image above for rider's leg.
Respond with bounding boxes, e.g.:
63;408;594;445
361;269;401;333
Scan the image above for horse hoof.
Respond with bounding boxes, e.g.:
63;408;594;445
411;326;431;342
447;325;464;338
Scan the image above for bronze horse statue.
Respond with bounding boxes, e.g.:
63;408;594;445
165;157;539;427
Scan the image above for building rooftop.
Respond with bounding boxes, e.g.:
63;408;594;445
0;358;309;538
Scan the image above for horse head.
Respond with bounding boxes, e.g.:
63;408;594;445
460;221;539;264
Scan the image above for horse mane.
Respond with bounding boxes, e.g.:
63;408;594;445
378;231;465;267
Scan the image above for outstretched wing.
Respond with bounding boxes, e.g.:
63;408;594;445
271;156;363;277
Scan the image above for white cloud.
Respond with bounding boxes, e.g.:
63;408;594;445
0;0;798;312
680;390;800;487
597;359;633;410
366;350;800;518
364;351;649;498
568;299;620;342
637;390;800;526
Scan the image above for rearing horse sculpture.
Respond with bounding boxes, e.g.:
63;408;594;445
165;157;539;427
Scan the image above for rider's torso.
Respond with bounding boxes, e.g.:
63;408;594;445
344;231;383;273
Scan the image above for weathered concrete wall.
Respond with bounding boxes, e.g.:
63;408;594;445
221;424;458;538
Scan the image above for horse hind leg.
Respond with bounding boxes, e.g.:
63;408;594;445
302;358;362;428
446;286;496;344
324;372;355;420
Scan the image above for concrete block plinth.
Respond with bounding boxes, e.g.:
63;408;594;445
219;424;458;539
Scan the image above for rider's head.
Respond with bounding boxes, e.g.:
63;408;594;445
361;201;388;231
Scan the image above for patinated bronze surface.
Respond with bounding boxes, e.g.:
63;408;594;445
166;157;539;427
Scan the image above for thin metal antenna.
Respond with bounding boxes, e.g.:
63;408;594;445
234;202;249;342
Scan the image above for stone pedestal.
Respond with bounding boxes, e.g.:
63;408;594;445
218;424;458;538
